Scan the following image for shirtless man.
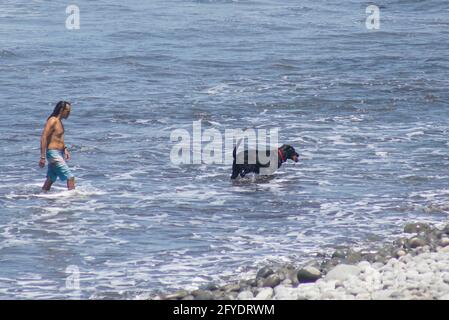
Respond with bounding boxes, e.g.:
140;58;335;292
39;101;75;191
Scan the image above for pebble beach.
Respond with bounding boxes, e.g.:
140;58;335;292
153;222;449;300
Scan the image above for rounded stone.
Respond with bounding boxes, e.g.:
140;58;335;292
394;249;407;258
223;283;241;292
282;279;293;286
346;251;363;264
262;274;281;288
325;264;361;282
439;237;449;247
256;267;274;279
224;292;238;300
409;237;427;249
163;290;190;300
203;283;220;291
443;225;449;235
374;254;388;264
404;223;430;234
246;278;257;287
192;290;215;300
255;287;274;300
274;286;297;300
297;266;322;283
277;271;286;281
356;293;371;300
357;261;371;269
237;290;254;300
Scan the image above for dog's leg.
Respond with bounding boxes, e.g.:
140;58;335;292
231;167;239;179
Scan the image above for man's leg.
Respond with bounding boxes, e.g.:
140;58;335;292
67;177;75;190
42;177;53;191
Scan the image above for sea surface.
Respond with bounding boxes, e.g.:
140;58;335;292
0;0;448;299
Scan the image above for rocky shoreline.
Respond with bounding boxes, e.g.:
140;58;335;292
151;222;449;300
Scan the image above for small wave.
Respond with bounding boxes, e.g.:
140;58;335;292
0;50;17;58
405;131;425;138
19;184;107;200
205;83;230;95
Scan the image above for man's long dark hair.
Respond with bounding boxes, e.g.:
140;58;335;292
48;101;70;120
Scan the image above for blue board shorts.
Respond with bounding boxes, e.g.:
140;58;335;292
46;149;74;182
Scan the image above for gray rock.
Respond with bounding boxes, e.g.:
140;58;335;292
192;290;215;300
428;231;441;242
404;223;430;234
374;254;388;264
325;264;361;281
277;271;286;281
212;291;225;299
203;283;220;291
360;252;377;263
372;262;384;269
262;274;281;288
439;237;449;247
223;283;241;292
372;289;395;300
409;237;427;248
237;290;254;300
256;267;274;279
281;279;293;286
163;290;190;300
255;287;273;300
280;268;299;286
346;251;363;264
224;292;238;300
297;266;322;283
246;278;258;287
290;277;299;286
443;224;449;235
280;267;299;283
394;249;406;258
238;280;251;291
182;295;195;300
331;248;363;264
332;249;349;259
274;285;297;300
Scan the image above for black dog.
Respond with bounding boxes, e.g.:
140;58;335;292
231;144;299;179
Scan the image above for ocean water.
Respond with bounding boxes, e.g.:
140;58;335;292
0;0;448;299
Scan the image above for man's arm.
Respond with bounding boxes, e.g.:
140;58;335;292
39;118;56;167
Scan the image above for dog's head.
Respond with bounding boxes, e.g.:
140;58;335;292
279;144;299;162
